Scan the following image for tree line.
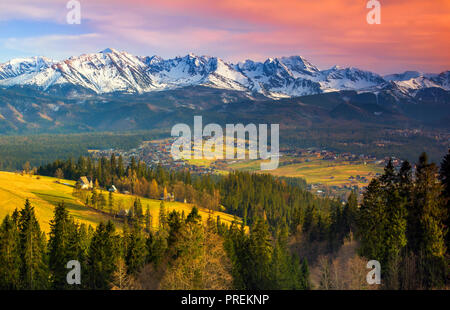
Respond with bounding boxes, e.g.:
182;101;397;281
0;132;151;171
0;199;310;290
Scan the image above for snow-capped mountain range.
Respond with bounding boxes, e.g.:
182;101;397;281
0;48;448;99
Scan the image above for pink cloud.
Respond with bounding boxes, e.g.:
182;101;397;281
2;0;449;73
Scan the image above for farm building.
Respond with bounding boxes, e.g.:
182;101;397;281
79;176;93;190
108;185;117;192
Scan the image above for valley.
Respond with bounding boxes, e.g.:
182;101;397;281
0;49;448;291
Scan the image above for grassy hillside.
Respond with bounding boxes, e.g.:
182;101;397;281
228;157;383;187
0;171;242;233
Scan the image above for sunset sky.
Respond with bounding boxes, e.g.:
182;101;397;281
0;0;449;74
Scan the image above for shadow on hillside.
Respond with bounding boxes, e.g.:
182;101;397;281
32;191;89;212
32;191;123;225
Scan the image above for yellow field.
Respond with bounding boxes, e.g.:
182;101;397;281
228;158;383;187
104;191;242;229
0;171;242;233
174;136;252;168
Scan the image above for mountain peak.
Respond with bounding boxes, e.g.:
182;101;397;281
383;71;423;81
279;55;319;73
330;65;342;70
100;48;116;54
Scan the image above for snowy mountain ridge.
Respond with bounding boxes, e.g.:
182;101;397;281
0;48;449;98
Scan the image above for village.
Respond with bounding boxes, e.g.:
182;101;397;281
88;138;406;201
89;138;216;175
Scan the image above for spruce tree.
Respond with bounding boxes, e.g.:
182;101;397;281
108;191;114;214
48;203;80;289
125;224;148;275
167;210;183;247
358;179;387;263
0;215;21;289
343;191;358;237
413;153;446;287
133;198;143;223
380;160;407;288
413;153;446;257
17;199;49;289
144;205;152;234
300;258;311;290
90;189;98;209
186;206;202;224
439;149;450;251
159;201;167;229
87;221;119;289
248;218;273;289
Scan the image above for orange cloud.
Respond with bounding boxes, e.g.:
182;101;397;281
105;0;449;73
3;0;449;73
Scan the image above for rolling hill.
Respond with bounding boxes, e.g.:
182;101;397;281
0;171;242;233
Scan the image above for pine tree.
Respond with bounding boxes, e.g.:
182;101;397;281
380;159;398;186
398;160;413;198
383;186;407;289
439;149;450;251
125;224;148;275
343;191;358;237
148;229;168;267
159;201;167;229
0;215;21;289
413;153;446;257
357;160;409;288
117;155;125;178
108;191;114;214
380;160;407;288
17;199;49;289
248;218;273;289
300;258;311;289
99;192;107;210
48;203;81;289
110;154;117;177
144;205;152;234
412;153;446;287
167;210;183;247
269;236;302;289
133;198;143;222
87;221;119;289
90;189;98;209
358;179;387;263
186;206;201;224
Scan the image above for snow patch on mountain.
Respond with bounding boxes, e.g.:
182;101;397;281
383;70;450;93
0;56;56;82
